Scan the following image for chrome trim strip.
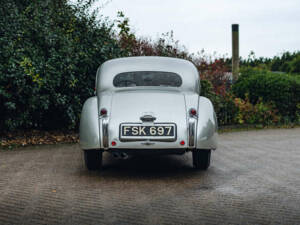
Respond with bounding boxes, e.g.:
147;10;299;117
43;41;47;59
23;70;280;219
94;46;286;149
141;141;155;145
188;117;196;147
102;118;109;149
140;115;157;122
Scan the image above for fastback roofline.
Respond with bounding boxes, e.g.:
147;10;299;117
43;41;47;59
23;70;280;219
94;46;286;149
96;56;200;94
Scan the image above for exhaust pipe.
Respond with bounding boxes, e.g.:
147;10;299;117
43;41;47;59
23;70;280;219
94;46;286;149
112;152;128;159
113;153;120;158
121;152;128;159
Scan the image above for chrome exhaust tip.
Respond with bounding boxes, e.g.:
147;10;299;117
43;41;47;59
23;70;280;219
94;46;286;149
121;152;128;159
112;153;120;158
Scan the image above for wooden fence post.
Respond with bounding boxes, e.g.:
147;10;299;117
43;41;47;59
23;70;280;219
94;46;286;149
232;24;239;82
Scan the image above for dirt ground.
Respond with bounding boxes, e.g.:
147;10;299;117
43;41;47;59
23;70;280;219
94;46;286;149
0;128;299;225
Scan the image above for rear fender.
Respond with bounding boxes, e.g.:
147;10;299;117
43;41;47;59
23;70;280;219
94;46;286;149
196;97;218;150
79;97;100;150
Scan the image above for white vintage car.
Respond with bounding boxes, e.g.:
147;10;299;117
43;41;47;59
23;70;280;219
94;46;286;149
80;56;218;170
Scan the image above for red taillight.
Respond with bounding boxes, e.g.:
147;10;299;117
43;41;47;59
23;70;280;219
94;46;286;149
180;140;185;146
100;108;107;116
190;108;197;116
111;141;116;146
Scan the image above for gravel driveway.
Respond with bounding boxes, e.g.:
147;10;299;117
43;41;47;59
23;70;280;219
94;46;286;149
0;128;299;225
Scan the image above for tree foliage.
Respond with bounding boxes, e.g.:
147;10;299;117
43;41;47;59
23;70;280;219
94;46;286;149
236;51;300;74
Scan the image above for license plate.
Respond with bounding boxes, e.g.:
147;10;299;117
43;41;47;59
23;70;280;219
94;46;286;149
120;123;176;141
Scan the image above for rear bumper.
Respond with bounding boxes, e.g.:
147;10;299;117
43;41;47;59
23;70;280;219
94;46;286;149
106;148;187;156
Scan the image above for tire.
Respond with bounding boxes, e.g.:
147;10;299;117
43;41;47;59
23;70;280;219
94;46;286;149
84;150;103;170
192;149;211;170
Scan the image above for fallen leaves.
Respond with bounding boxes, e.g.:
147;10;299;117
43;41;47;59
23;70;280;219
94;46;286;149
0;130;79;149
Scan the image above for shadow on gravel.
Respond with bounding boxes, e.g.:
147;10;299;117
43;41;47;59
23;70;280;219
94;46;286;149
78;153;206;180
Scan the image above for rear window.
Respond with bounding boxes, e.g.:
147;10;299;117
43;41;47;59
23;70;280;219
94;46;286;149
113;71;182;87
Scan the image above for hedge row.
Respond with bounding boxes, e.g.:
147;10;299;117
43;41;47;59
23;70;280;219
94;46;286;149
0;1;126;131
201;68;300;126
1;1;299;132
232;68;300;121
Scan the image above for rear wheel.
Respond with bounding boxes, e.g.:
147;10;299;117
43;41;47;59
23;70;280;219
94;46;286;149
84;150;103;170
192;149;211;170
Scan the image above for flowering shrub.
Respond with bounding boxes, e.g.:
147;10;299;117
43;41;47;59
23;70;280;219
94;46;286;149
216;94;239;126
201;80;238;126
196;59;229;96
201;79;282;126
234;95;280;125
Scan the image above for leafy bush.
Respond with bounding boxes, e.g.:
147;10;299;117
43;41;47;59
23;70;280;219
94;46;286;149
197;59;230;96
232;68;300;121
216;94;240;126
0;0;125;131
233;95;280;125
201;80;238;126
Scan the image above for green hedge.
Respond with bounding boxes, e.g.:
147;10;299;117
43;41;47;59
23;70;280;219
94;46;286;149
0;1;126;131
232;68;300;121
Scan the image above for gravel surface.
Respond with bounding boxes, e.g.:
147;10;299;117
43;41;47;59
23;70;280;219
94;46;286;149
0;128;299;225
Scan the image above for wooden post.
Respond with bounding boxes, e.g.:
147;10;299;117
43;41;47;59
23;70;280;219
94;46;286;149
232;24;239;82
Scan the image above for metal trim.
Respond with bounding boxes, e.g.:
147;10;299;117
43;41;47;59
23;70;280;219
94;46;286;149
188;117;196;147
107;148;187;155
102;118;109;149
140;115;156;122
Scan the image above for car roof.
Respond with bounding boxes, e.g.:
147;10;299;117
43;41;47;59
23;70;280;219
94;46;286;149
96;56;200;93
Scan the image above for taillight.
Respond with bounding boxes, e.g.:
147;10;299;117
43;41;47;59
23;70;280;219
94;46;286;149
111;141;116;146
100;108;107;116
180;140;185;146
190;108;197;116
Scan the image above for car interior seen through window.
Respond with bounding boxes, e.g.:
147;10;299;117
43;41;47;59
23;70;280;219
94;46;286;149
113;71;182;87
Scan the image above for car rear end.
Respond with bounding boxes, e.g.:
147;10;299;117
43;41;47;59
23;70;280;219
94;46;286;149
99;88;195;157
80;56;216;171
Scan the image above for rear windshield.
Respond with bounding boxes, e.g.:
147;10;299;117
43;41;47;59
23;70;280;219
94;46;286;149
113;71;182;87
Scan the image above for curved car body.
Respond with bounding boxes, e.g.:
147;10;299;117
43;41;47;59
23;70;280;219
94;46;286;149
80;56;218;170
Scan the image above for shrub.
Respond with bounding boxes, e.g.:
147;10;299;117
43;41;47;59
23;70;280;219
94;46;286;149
232;68;300;121
0;0;125;131
197;59;230;96
233;95;280;125
216;94;240;126
201;80;238;126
